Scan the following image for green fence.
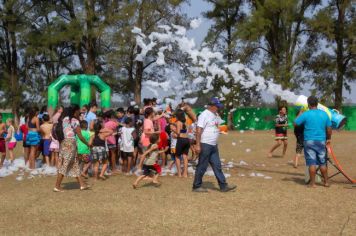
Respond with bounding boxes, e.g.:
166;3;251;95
194;106;356;131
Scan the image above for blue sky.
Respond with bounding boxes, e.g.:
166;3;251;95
181;0;356;104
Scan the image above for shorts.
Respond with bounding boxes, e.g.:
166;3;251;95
0;139;6;153
26;131;41;146
7;142;17;150
92;146;108;163
23;140;30;148
138;144;148;155
42;139;51;156
78;154;91;163
295;135;304;154
107;143;117;150
153;163;161;174
142;164;157;176
304;141;327;166
49;139;60;152
275;133;288;140
121;151;133;159
176;137;190;156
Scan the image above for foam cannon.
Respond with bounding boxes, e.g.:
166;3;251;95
295;95;347;129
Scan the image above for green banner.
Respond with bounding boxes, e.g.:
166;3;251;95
194;106;356;131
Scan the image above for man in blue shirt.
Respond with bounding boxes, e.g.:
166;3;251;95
294;96;332;188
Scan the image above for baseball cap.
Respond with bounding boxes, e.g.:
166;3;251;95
208;97;224;109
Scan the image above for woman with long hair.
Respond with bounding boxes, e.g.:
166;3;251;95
173;109;190;178
26;107;40;169
54;105;90;192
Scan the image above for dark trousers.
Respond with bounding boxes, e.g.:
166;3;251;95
193;143;227;189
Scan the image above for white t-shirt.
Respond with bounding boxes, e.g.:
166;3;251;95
121;126;135;153
197;109;221;145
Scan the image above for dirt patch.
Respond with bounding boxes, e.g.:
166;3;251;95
0;131;355;235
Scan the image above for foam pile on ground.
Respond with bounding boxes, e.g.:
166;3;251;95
0;157;57;180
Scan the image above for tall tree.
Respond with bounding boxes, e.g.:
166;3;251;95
204;0;261;129
308;0;355;109
0;0;34;120
238;0;321;97
108;0;188;104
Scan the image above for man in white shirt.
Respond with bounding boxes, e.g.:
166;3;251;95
192;97;237;192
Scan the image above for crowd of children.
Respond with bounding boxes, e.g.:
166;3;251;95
0;98;200;190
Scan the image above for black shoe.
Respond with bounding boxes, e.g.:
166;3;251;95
192;187;208;193
220;184;237;192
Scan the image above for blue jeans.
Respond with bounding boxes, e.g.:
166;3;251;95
193;143;227;189
304;140;327;166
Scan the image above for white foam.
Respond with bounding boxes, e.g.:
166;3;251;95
238;160;248;166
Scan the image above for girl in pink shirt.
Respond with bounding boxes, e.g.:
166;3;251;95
104;110;119;173
139;107;160;169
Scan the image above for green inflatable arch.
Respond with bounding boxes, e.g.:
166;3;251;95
48;74;111;109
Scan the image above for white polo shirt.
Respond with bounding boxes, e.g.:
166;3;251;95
197;109;222;145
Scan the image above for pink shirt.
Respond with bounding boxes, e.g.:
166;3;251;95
159;117;167;132
141;118;154;147
104;120;118;144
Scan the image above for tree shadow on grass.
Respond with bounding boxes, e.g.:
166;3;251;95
62;181;80;190
201;181;220;191
281;177;307;186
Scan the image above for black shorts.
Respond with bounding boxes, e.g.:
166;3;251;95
121;151;133;159
23;140;30;148
176;137;190;156
142;164;157;176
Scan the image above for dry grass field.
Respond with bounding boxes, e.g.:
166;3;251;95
0;131;355;235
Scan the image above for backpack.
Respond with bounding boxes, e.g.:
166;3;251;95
52;122;64;142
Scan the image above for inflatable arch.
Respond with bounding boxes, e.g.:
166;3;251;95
48;74;111;109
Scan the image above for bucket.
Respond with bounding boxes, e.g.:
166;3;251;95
294;95;347;129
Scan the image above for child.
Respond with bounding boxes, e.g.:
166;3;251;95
89;120;113;180
39;114;53;166
120;117;137;174
167;123;178;171
104;110;119;173
268;106;288;158
77;120;91;178
293;109;304;168
0;114;7;168
132;134;162;189
188;119;197;161
5;118;16;164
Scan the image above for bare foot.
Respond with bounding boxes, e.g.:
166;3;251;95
323;182;330;188
132;183;137;189
267;153;272;158
307;184;317;188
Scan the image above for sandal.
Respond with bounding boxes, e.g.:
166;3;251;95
53;187;64;192
80;185;90;191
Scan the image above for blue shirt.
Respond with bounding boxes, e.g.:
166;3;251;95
85;111;97;129
295;109;331;141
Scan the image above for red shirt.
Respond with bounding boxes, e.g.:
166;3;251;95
20;124;29;142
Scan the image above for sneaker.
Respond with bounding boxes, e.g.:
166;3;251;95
220;184;237;192
192;187;208;193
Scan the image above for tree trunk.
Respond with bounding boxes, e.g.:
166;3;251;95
134;61;143;105
334;1;346;110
